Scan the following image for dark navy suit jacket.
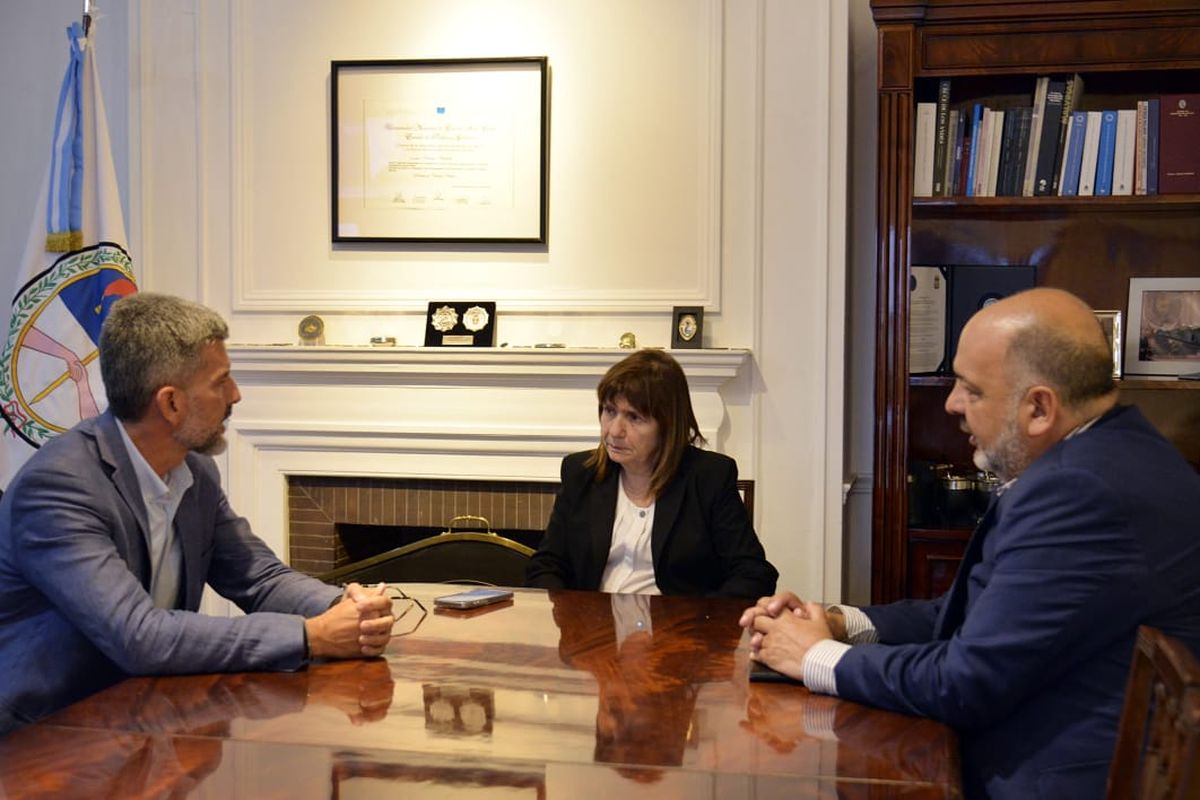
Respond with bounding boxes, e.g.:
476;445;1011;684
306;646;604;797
526;446;777;598
0;412;342;734
835;406;1200;799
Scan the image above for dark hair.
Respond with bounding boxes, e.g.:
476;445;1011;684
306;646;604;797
1008;322;1115;408
586;350;705;498
99;293;229;420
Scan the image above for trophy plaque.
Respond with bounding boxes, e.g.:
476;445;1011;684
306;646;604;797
424;301;497;347
671;306;703;349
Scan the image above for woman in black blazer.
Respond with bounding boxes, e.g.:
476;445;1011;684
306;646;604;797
526;350;776;598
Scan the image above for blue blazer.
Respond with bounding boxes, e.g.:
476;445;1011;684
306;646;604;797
835;406;1200;799
0;412;342;733
526;447;777;598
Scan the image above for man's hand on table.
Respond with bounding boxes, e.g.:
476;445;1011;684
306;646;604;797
738;592;842;681
305;582;395;659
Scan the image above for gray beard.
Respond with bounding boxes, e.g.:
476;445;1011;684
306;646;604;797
973;415;1029;482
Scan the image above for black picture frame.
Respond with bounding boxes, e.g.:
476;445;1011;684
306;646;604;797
424;301;497;347
671;306;703;349
331;57;549;244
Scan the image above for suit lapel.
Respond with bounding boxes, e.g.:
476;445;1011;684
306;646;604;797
94;413;152;578
650;457;688;567
933;495;998;639
174;471;206;610
585;468;620;588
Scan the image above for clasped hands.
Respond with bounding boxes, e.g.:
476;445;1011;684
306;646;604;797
305;582;396;660
738;591;847;682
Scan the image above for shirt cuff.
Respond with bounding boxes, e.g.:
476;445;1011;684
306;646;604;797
802;639;851;695
829;604;878;644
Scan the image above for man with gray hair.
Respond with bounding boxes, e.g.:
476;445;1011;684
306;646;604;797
741;288;1200;799
0;293;394;734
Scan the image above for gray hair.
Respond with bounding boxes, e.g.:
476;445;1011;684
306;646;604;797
1007;321;1114;409
99;293;229;421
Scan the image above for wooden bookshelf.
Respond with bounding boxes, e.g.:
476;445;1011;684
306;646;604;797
870;0;1200;604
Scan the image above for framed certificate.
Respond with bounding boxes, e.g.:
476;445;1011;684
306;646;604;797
332;57;548;244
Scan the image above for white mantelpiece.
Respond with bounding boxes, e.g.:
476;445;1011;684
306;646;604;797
222;346;751;564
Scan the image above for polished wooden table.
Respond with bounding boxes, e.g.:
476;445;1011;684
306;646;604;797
0;586;961;798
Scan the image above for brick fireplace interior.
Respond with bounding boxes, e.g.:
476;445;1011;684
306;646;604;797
286;476;559;575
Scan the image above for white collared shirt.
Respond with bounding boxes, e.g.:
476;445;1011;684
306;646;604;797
116;422;194;609
611;593;654;646
599;476;660;595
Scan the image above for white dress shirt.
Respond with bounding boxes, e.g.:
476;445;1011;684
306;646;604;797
116;422;193;609
599;476;660;594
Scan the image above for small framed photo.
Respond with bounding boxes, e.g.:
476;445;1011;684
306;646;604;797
424;301;496;347
671;306;703;349
1093;310;1122;378
1124;278;1200;376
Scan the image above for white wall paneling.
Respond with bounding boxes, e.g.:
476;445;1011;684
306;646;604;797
0;0;852;600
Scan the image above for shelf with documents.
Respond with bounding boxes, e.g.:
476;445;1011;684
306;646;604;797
870;0;1200;604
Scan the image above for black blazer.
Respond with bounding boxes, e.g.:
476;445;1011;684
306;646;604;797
525;447;777;598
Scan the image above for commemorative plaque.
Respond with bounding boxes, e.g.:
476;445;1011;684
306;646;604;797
671;306;703;349
424;301;497;347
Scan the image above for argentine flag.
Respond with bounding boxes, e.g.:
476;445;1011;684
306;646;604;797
0;17;136;489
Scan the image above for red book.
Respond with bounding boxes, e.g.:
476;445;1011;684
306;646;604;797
1159;94;1200;193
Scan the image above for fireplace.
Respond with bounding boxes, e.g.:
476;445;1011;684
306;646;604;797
287;475;558;575
220;346;748;589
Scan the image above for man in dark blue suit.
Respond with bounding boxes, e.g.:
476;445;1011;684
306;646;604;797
742;287;1200;799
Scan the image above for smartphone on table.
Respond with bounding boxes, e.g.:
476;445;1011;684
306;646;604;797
433;587;514;610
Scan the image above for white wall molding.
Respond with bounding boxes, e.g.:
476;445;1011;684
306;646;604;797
224;346;749;561
116;0;849;598
220;0;724;314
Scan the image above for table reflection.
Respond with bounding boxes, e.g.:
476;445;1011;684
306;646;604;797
551;592;741;778
45;657;395;732
2;587;960;798
0;726;223;800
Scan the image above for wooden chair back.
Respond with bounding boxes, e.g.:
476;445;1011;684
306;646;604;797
1107;626;1200;800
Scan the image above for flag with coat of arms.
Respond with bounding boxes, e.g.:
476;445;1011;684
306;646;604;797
0;16;137;489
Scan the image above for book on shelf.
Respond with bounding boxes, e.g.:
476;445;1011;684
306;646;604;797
950;108;966;195
914;101;937;197
1022;77;1050;196
995;109;1018;196
1146;98;1161;195
942;108;960;196
985;108;1005;197
1093;110;1118;197
1058;110;1088;197
1049;74;1085;195
1112;109;1136;196
1007;106;1034;197
964;103;984;197
1159;93;1200;193
1033;78;1066;196
932;79;952;196
1135;100;1149;195
1078;110;1103;196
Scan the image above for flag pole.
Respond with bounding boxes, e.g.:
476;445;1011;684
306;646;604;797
83;0;92;36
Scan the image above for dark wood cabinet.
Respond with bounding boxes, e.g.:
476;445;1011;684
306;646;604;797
869;0;1200;604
